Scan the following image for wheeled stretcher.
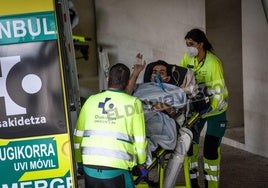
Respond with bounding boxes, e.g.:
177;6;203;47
132;62;208;188
133;112;200;188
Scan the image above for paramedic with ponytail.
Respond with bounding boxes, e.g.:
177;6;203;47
74;63;148;188
179;28;228;188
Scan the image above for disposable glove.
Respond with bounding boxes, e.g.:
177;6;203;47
138;165;148;178
200;106;212;116
77;162;84;175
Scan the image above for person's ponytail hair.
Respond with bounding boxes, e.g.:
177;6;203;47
185;28;213;51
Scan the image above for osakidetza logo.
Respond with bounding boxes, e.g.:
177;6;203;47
0;55;46;128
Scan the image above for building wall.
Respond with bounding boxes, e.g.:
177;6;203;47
206;0;244;138
242;0;268;157
95;0;205;84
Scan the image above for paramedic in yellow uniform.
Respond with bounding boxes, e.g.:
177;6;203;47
73;63;148;188
180;28;228;188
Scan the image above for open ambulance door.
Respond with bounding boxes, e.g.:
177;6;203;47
0;0;80;187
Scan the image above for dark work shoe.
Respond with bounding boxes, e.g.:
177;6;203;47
190;178;200;188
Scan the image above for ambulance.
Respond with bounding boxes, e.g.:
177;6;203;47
0;0;80;187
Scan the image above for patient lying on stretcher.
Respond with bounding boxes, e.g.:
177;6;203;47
142;60;195;115
131;60;196;164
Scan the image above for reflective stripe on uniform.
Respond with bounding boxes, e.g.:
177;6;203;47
134;135;146;142
74;143;80;149
190;172;199;179
205;174;219;182
136;147;147;155
84;130;134;143
82;146;133;161
204;163;219;171
74;129;84;137
189;161;198;169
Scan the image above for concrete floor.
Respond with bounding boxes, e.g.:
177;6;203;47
76;140;268;188
76;124;268;188
219;143;268;188
224;126;245;144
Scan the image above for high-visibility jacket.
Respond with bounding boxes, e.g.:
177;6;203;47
73;90;147;170
180;51;228;118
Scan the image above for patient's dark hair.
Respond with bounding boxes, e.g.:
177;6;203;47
143;60;188;86
143;60;171;82
185;28;213;51
108;63;130;90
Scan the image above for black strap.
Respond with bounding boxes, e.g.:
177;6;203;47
168;65;187;86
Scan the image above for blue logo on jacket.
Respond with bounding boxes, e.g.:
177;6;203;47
98;97;114;114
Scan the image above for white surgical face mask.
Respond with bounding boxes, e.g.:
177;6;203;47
187;46;198;57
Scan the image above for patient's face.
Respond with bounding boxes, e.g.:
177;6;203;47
151;65;170;82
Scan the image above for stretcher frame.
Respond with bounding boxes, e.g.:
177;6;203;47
133;62;204;188
134;112;200;188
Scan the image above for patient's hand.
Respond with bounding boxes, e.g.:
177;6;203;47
132;62;146;77
132;53;146;77
125;53;146;95
151;102;177;117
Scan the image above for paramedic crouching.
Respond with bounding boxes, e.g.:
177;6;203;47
73;63;148;188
